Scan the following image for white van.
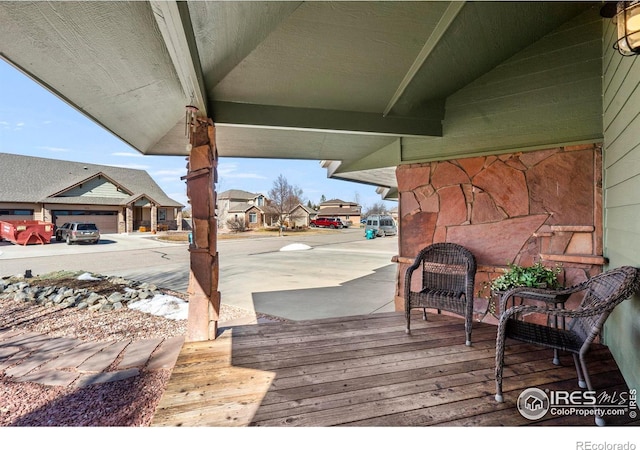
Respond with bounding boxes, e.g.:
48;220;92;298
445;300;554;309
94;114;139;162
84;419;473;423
364;215;397;237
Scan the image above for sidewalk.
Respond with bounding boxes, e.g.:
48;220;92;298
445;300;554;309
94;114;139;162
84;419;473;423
0;328;184;387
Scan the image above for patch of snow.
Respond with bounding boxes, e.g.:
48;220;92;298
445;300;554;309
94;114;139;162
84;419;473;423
280;243;312;252
128;294;188;321
77;272;101;281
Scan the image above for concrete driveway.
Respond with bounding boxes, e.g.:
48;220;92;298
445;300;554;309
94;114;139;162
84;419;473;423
0;229;399;321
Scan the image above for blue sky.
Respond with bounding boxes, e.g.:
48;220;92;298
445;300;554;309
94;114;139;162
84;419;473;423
0;59;396;211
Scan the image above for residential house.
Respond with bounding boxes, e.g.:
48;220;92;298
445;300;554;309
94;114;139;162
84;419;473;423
316;199;362;228
0;153;184;233
218;189;315;230
217;189;270;230
288;203;316;228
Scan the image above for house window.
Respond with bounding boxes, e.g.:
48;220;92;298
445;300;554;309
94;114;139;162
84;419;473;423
158;209;166;221
249;212;257;223
256;196;264;206
0;209;33;215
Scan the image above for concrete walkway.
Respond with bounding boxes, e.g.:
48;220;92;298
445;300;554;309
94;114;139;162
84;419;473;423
0;328;185;387
0;230;400;387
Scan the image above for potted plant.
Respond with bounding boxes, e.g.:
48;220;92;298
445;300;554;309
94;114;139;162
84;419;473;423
490;262;562;293
477;262;562;317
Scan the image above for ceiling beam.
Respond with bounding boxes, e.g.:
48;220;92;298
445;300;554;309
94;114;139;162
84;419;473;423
211;102;443;137
334;140;401;174
150;1;208;115
383;1;466;117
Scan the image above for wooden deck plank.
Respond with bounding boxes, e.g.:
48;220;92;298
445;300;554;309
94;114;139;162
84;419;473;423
152;312;637;427
251;358;625;427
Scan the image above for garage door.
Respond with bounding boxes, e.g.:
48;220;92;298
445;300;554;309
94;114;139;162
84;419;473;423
78;215;118;234
53;212;119;234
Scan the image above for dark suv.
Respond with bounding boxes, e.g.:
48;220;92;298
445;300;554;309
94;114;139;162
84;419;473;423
55;222;100;245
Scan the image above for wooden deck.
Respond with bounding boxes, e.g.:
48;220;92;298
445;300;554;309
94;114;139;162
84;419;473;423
151;311;639;427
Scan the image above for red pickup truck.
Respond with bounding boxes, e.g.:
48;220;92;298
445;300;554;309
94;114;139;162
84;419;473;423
309;217;344;229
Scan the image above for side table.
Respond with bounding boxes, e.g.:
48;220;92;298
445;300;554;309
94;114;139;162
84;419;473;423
498;289;570;365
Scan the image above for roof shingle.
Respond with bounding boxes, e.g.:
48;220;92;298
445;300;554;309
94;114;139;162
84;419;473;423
0;153;183;207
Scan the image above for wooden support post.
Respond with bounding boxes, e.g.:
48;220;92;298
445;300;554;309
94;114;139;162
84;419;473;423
184;118;220;341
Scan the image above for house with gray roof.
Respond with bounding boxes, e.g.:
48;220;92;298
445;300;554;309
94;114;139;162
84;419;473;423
217;189;268;230
217;189;315;230
316;199;362;228
0;153;184;234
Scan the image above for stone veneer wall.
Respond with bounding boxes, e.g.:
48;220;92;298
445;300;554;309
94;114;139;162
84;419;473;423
394;144;605;324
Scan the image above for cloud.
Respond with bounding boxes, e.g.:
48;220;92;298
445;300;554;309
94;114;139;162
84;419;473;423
167;192;189;205
111;151;145;158
37;146;71;153
0;121;24;130
153;168;186;177
218;163;267;180
106;163;150;170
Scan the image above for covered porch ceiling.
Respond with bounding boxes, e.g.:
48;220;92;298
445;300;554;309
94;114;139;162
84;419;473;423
0;1;598;197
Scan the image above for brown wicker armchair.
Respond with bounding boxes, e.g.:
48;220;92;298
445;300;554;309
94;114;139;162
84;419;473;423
404;242;477;346
494;265;640;425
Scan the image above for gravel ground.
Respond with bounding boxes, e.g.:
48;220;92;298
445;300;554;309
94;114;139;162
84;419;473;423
0;277;282;427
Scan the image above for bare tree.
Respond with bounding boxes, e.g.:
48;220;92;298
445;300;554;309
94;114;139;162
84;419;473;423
364;201;389;217
268;174;303;235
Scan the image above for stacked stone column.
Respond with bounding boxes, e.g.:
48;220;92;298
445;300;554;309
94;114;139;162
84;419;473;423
184;118;220;341
150;204;158;232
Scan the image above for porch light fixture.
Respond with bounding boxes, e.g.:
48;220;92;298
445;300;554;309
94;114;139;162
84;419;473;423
601;1;640;56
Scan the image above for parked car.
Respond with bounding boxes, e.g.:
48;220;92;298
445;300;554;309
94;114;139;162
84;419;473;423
55;222;100;244
309;217;344;229
364;215;397;237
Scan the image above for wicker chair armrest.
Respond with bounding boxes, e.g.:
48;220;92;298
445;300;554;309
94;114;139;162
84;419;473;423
498;303;608;326
403;255;424;304
498;284;585;314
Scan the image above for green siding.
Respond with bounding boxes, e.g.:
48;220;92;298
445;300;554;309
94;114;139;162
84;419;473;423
402;10;603;162
59;177;129;199
602;18;640;394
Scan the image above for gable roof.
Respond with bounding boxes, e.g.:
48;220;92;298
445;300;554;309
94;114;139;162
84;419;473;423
320;199;359;207
317;206;361;216
291;204;315;215
218;189;262;201
0;152;183;207
50;171;133;197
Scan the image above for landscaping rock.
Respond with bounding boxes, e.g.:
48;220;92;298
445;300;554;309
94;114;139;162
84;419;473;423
0;273;176;315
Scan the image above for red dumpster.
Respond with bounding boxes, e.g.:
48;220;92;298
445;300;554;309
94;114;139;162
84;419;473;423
0;220;54;245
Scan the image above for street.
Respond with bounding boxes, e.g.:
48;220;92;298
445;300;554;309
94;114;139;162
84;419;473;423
0;228;399;321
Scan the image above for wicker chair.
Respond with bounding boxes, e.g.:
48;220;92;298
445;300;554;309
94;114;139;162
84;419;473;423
494;265;640;426
404;243;477;346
